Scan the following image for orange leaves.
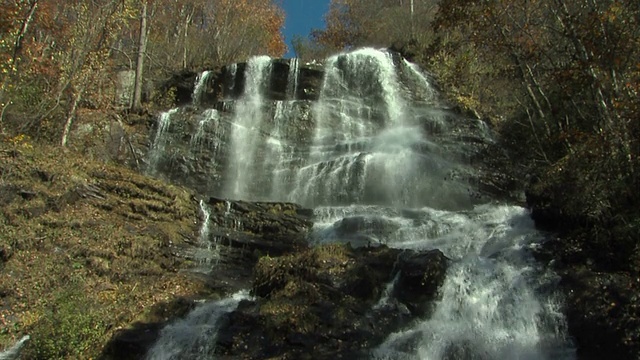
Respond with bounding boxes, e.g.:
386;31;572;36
215;0;287;58
147;0;285;66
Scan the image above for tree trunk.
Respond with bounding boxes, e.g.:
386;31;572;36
132;1;148;112
0;1;39;103
61;88;83;147
12;1;39;66
182;8;194;69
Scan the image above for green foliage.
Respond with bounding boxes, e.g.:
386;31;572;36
24;286;108;359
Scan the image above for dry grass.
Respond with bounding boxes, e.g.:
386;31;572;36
0;136;205;359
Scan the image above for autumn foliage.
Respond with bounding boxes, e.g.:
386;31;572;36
0;0;286;142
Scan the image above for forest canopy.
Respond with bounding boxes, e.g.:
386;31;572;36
0;0;286;142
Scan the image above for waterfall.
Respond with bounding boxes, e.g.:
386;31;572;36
188;199;218;272
192;71;211;106
146;290;251;360
223;56;272;200
286;48;464;208
190;109;219;150
365;205;574;359
228;63;237;93
312;205;575;359
286;58;299;99
267;101;297;200
402;59;436;103
147;108;177;174
146;48;575;359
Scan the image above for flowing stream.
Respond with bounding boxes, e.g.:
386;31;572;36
147;48;575;359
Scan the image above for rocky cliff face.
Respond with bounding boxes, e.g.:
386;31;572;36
145;53;520;208
101;49;580;360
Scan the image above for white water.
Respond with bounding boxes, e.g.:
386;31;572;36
190;108;219;150
0;335;29;360
402;59;437;104
267;101;297;199
285;48;470;208
146;290;251;360
228;63;238;93
223;56;272;199
286;58;299;99
192;71;211;106
148;48;574;359
147;108;178;174
314;205;575;359
188;200;218;272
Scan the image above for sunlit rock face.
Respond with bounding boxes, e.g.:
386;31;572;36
138;48;575;360
146;48;507;210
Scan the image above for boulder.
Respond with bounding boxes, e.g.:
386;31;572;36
213;244;448;359
394;249;449;316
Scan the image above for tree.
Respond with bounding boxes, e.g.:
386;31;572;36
131;0;148;113
145;0;285;72
0;0;287;143
312;0;439;51
434;0;639;241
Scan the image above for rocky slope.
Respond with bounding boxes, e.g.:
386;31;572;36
0;137;451;359
0;139;200;359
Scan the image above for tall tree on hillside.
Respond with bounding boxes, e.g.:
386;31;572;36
0;0;39;115
146;0;285;72
131;0;148;113
435;0;639;224
1;0;286;141
313;0;438;51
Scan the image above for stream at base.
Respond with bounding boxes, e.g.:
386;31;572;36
313;204;574;359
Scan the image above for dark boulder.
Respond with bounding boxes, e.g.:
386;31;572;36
214;244;448;359
394;249;449;317
158;70;198;106
328;215;401;247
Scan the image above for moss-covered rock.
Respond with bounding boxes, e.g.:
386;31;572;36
214;244;448;359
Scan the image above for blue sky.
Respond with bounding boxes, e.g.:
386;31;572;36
281;0;330;58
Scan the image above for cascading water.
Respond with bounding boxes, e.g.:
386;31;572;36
147;48;575;359
147;108;178;174
146;290;251;360
190;109;220;150
313;205;575;359
187;199;219;272
403;59;437;104
223;56;272;199
286;57;299;99
284;48;472;209
192;70;211;106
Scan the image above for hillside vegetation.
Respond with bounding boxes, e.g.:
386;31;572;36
0;136;218;358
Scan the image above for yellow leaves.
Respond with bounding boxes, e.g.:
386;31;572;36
6;133;33;150
604;3;622;22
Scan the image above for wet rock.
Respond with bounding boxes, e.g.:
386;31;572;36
205;197;313;256
214;244;448;359
394;249;449;317
534;239;640;360
336;216;400;244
